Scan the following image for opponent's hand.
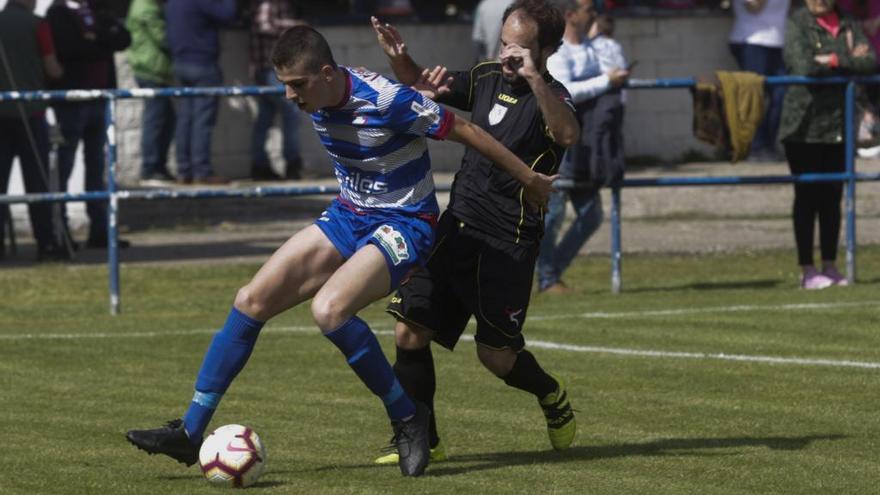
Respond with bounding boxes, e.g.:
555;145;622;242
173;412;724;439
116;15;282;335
523;172;559;209
371;16;406;58
413;65;454;100
500;43;539;80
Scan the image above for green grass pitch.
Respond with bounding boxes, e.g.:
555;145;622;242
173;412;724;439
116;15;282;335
1;247;879;494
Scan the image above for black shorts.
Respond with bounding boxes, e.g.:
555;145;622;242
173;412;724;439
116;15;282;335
386;212;537;351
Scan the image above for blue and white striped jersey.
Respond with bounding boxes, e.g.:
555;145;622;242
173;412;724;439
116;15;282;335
311;67;455;215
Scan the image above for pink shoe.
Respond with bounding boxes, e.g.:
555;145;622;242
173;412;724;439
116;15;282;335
800;271;833;290
822;267;849;286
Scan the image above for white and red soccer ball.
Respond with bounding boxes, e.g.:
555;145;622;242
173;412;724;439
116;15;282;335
198;424;267;488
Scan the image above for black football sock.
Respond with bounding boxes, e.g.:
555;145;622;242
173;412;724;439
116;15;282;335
501;350;557;400
394;345;439;448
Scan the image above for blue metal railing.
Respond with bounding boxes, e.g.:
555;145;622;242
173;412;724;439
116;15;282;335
1;75;878;312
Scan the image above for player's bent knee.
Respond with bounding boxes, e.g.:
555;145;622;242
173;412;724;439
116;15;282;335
477;346;516;377
233;286;272;321
394;320;432;349
310;292;349;332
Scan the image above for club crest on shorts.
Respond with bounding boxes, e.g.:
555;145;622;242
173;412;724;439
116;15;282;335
488;103;508;126
373;225;410;265
505;307;523;328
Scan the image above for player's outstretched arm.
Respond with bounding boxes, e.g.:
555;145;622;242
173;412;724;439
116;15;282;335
371;16;423;86
447;115;557;208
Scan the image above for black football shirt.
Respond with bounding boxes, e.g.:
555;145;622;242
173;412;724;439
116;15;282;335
436;61;574;252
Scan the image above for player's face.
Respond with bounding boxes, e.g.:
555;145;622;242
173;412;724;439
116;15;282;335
805;0;835;15
499;12;542;84
274;62;333;113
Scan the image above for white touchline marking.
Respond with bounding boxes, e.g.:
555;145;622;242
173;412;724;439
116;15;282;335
528;301;878;321
521;338;880;369
2;300;878;369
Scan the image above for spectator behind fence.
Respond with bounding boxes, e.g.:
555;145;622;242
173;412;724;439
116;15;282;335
539;0;628;294
779;0;875;289
125;0;176;186
165;0;236;185
47;0;131;250
0;0;68;262
248;0;305;181
587;14;626;189
837;0;880;157
729;0;791;162
472;0;514;61
590;14;627;73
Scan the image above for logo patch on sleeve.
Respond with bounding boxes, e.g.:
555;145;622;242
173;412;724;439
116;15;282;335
373;225;410;265
410;101;441;124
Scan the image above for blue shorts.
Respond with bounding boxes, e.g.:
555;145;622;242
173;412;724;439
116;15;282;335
314;198;437;291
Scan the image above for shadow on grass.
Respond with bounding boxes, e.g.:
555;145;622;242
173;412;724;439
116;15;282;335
156;474;287;489
622;279;783;293
314;434;846;477
426;434;847;477
250;480;288;488
0;237;286;268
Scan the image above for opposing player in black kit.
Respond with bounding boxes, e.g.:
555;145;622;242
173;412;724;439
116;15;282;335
372;0;580;463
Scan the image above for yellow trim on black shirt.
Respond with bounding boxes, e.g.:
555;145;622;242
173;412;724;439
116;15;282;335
514;146;556;244
468;61;501;109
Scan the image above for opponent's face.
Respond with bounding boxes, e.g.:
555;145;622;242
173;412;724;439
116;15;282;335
499;11;542;83
275;61;335;113
805;0;835;15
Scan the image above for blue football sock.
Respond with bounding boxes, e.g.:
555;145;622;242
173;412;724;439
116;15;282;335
182;307;264;443
325;316;416;421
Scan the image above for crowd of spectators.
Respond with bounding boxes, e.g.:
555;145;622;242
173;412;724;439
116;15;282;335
351;0;731;19
1;0;878;293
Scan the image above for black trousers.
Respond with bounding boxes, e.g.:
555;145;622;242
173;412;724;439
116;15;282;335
783;142;845;266
0;117;54;252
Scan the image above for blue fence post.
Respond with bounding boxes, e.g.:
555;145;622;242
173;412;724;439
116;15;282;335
844;81;857;284
105;95;121;315
611;185;622;294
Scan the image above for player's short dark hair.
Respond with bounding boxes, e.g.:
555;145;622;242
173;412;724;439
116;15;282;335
596;14;614;36
502;0;566;53
270;26;337;73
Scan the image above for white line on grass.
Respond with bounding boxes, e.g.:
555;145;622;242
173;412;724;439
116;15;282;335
528;300;878;321
522;338;880;369
3;300;878;369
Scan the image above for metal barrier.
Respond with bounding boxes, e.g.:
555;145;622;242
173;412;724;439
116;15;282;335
2;75;879;313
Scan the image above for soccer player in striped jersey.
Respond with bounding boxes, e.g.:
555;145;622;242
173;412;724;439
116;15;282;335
126;25;557;477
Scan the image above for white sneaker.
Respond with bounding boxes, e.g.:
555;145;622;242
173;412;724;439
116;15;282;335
857;145;880;158
800;271;833;290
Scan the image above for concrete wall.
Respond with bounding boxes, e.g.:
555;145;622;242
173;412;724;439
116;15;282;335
111;15;737;183
617;16;738;160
